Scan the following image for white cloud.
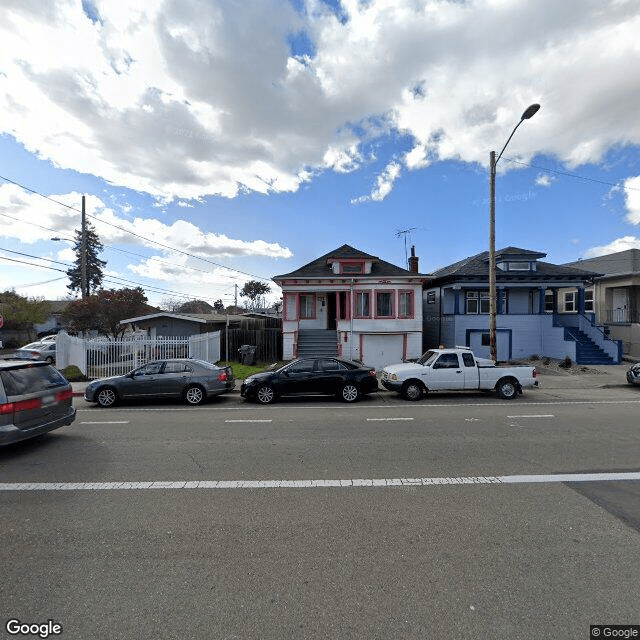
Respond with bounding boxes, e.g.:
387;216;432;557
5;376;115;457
623;176;640;226
535;173;555;187
584;235;640;258
352;161;401;204
1;0;640;203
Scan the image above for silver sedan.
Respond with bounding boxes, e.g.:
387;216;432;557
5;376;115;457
84;359;235;407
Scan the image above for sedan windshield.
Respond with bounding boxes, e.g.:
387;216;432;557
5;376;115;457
417;350;438;366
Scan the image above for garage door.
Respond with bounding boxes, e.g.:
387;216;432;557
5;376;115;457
361;334;404;370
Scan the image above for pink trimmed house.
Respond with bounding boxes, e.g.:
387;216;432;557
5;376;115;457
272;244;427;370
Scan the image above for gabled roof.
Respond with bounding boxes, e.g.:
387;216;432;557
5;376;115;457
273;244;420;280
563;248;640;277
429;247;600;283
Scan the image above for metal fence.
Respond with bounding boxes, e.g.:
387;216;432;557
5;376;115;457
57;331;221;379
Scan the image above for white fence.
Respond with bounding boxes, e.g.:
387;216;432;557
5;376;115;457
56;331;221;379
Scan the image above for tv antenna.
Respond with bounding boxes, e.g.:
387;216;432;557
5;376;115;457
395;227;417;268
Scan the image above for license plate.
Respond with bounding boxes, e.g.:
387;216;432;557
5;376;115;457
42;394;55;406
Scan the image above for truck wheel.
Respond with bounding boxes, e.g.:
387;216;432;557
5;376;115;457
496;379;518;400
401;380;424;401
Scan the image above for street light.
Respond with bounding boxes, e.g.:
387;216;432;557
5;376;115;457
488;103;540;362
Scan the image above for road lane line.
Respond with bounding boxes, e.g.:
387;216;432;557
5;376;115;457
80;421;130;424
506;415;554;419
2;471;639;492
366;417;414;422
224;419;273;423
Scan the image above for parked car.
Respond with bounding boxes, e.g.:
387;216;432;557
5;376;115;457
240;357;378;404
84;359;235;407
381;347;538;400
627;362;640;386
12;342;57;364
0;360;76;445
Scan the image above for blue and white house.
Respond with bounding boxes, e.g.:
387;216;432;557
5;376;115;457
423;247;622;364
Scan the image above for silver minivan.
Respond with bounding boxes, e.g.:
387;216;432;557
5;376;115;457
0;360;76;445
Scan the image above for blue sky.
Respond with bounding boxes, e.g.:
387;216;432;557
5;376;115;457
1;0;640;308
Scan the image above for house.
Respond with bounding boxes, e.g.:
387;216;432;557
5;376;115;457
423;247;621;364
562;249;640;358
272;244;427;370
119;311;282;362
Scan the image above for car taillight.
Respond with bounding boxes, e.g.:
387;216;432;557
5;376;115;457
218;371;228;381
0;398;43;414
56;389;73;402
532;368;537;378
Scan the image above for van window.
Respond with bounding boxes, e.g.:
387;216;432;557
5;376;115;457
1;365;67;397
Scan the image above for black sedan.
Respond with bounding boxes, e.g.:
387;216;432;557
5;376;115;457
84;359;234;407
240;357;378;404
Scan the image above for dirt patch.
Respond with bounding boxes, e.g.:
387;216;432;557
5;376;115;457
509;357;607;376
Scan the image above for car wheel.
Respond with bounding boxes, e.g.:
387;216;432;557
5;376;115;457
184;384;205;405
401;380;424;401
341;383;360;403
45;356;54;364
496;379;518;400
256;385;276;404
96;387;118;408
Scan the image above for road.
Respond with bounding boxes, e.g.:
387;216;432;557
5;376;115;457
1;383;639;640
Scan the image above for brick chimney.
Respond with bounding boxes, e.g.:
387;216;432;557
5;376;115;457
408;245;419;273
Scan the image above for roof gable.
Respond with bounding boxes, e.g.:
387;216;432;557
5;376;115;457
273;244;418;280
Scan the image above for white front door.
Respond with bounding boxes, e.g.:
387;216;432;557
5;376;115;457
613;288;629;322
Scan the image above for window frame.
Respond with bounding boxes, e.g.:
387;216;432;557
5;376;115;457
374;290;395;319
398;289;415;318
354;290;372;318
298;294;316;320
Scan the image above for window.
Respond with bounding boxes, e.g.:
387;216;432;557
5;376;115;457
434;353;460;368
466;291;489;314
355;291;370;317
286;360;315;374
508;262;531;271
564;292;576;312
136;362;163;375
376;291;394;318
585;289;594;312
481;333;490;346
164;362;191;374
299;294;315;319
399;291;414;318
462;353;476;367
426;291;436;304
341;263;363;274
545;291;554;312
318;359;347;371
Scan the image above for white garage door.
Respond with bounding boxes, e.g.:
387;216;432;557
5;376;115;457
361;334;404;370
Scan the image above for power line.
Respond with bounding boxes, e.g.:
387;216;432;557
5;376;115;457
502;156;640;192
0;173;274;282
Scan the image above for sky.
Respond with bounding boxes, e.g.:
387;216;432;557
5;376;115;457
1;0;640;309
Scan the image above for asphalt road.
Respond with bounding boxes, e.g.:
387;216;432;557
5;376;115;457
1;383;639;640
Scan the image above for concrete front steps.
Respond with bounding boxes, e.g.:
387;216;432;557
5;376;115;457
297;329;338;357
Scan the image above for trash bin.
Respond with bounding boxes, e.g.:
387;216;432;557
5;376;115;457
238;345;257;365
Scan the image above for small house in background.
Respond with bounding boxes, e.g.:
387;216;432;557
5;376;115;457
423;247;621;364
272;244;427;370
118;311;282;362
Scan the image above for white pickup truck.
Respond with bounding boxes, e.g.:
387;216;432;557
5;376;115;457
381;347;538;400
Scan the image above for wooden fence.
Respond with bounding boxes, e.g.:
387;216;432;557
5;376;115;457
222;328;282;363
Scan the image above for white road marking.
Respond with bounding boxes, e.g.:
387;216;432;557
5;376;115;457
366;417;414;422
80;421;130;424
506;415;555;419
1;471;639;492
225;419;273;423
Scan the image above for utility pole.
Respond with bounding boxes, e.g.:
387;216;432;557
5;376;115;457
81;195;88;299
234;284;238;309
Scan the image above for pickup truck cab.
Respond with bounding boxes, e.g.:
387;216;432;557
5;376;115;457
381;347;537;400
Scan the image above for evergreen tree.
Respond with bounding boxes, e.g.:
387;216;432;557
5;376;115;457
66;221;106;296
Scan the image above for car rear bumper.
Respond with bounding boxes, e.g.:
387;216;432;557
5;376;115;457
0;407;76;446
